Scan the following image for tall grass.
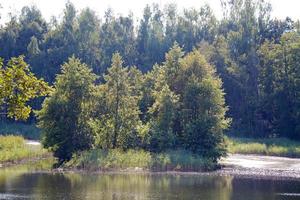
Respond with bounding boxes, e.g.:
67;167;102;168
0;122;40;140
0;135;48;163
227;137;300;158
66;149;216;172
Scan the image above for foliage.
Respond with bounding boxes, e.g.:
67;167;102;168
177;50;230;160
37;57;97;163
36;47;229;164
147;84;179;152
0;1;298;140
137;44;229;161
0;56;51;120
258;32;300;139
89;53;144;150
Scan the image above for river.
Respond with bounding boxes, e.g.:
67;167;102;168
0;157;300;200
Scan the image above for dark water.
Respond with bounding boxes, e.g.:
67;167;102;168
0;163;300;200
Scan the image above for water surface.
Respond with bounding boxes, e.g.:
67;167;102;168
0;161;300;200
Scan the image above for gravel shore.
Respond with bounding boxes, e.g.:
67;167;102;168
216;154;300;180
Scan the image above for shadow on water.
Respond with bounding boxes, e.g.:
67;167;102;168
0;160;300;200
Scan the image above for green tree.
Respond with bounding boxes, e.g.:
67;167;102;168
137;5;152;70
76;8;101;73
27;36;40;56
37;57;97;163
90;53;144;149
99;10;137;73
0;56;51;120
17;6;47;55
198;37;240;133
148;84;179;152
145;45;229;159
259;32;300;139
0;15;20;60
179;51;230;160
39;2;78;82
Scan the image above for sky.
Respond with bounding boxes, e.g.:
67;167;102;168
0;0;299;24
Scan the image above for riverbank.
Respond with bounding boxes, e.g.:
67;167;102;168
58;154;300;181
62;150;300;180
63;137;300;172
1;145;300;181
2;135;300;180
226;137;300;158
64;149;217;172
218;154;300;180
0;135;50;166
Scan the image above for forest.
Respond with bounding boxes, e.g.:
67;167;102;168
0;0;300;163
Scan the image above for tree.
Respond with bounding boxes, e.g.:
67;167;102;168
37;57;97;163
136;4;166;71
17;6;47;55
76;8;101;73
179;50;230;161
259;32;300;139
0;56;51;120
148;84;179;152
137;5;152;70
99;10;137;73
0;15;20;60
162;42;184;92
198;37;241;134
27;36;40;56
164;4;178;49
144;44;229;159
90;53;144;149
159;46;230;160
39;2;78;82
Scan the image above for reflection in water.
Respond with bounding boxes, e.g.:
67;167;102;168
0;162;299;200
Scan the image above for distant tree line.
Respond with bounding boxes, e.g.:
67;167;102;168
0;0;300;141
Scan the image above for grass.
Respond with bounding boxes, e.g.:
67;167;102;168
227;137;300;158
0;135;48;163
66;149;216;172
66;137;300;172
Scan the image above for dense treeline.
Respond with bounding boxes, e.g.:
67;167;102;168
0;0;300;141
